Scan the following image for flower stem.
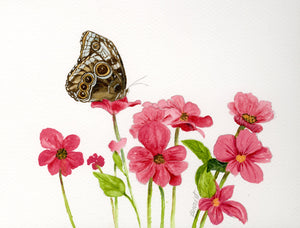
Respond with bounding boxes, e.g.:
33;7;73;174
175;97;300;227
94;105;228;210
147;178;153;228
199;211;207;228
59;170;76;228
219;171;230;188
124;193;141;228
235;125;245;137
171;127;180;228
112;114;141;227
97;166;117;228
192;209;200;228
159;186;165;228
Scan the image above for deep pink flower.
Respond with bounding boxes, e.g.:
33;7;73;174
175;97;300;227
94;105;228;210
228;92;274;133
130;106;167;138
214;129;272;183
91;97;141;115
158;95;213;137
87;153;105;170
38;128;84;176
128;121;188;187
198;183;247;225
109;138;127;153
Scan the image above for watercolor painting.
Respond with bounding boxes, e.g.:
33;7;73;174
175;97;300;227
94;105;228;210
1;1;299;228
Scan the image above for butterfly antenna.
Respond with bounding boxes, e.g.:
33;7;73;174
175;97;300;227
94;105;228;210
128;76;149;89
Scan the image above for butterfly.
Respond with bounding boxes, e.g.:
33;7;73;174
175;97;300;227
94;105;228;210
65;31;127;102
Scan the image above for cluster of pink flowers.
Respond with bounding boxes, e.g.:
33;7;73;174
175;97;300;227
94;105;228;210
38;91;274;227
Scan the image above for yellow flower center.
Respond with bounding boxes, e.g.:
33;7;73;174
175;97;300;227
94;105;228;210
56;148;67;160
154;154;165;164
212;198;220;207
236;154;246;163
180;112;189;121
242;113;257;124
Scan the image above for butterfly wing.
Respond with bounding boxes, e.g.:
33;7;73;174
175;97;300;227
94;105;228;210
66;31;127;102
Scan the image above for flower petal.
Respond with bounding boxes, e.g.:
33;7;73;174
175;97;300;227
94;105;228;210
135;162;156;184
165;161;188;176
183;102;200;116
198;198;212;211
138;122;170;155
38;150;56;166
109;138;127;153
63;134;80;152
234;92;259;115
254;100;274;123
247;147;272;163
213;135;237;162
127;147;153;162
226;160;240;176
236;130;262;156
234;116;263;133
222;200;248;224
190;115;213;128
153;165;170;187
208;206;224;225
91;99;113;114
60;159;72;176
163;145;186;161
168;95;185;111
219;185;234;202
169;174;182;186
67;152;84;169
40;128;63;150
239;160;264;183
47;159;61;175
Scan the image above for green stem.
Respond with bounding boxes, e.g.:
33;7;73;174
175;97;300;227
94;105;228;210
219;171;230;188
171;127;180;228
214;171;220;180
199;211;207;228
235;125;245;137
192;210;200;228
124;193;141;228
59;170;76;228
147;178;153;228
159;186;165;228
98;166;117;228
112;114;141;227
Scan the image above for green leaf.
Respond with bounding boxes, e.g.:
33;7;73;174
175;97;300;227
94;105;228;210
195;164;216;198
182;139;212;163
113;152;124;174
93;172;125;197
207;158;228;172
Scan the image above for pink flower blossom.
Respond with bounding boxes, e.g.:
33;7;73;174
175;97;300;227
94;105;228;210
158;95;213;137
91;97;141;115
38;128;84;176
228;92;274;133
87;153;105;170
214;129;272;183
130;106;167;138
198;184;247;225
109;138;127;153
128;121;188;187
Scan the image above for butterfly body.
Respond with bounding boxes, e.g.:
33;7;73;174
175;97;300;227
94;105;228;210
66;31;127;102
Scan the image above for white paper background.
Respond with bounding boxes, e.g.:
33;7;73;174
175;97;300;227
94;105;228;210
0;0;299;227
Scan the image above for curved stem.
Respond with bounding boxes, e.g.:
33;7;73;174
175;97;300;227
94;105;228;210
199;211;207;228
192;210;200;228
59;170;76;228
147;178;153;228
124;194;141;228
159;186;165;228
112;114;141;227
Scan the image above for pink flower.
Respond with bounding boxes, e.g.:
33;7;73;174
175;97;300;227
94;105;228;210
130;106;167;138
109;138;127;153
228;92;274;133
91;97;141;115
38;128;84;176
198;184;247;225
214;129;272;183
87;153;105;170
128;121;188;187
159;95;213;137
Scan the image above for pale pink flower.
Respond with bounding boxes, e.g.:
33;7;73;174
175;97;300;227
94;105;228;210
91;97;141;115
198;184;247;225
128;121;188;187
158;95;213;137
228;92;274;133
87;153;105;170
130;106;167;138
214;129;272;183
108;138;127;153
38;128;84;176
